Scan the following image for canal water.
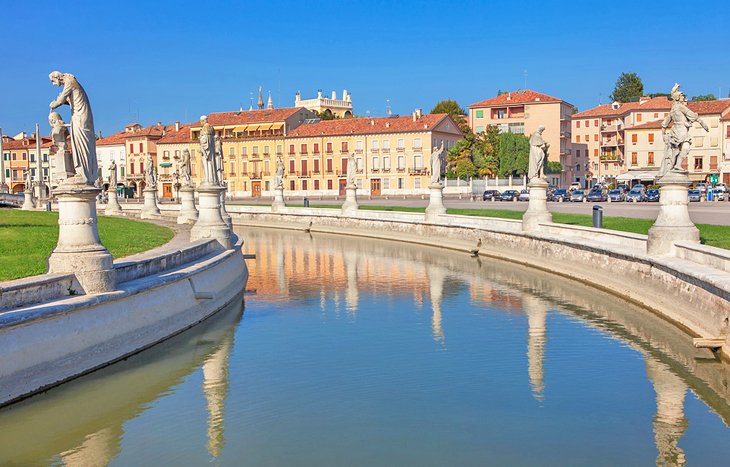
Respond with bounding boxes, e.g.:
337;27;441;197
1;227;730;466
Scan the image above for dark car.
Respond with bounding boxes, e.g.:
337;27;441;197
586;189;607;202
483;189;500;201
552;188;568;202
500;190;520;201
688;189;702;202
608;189;625;202
645;189;660;202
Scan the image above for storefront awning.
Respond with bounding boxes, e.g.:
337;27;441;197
258;123;273;131
270;122;284;130
160;162;172;167
616;170;659;182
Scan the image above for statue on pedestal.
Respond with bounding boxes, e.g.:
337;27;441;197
181;148;192;186
108;160;117;187
430;141;445;185
275;156;285;189
48;71;98;185
199;116;217;185
347;153;357;187
48;112;75;180
215;135;224;186
662;83;709;174
145;153;156;189
528;126;547;180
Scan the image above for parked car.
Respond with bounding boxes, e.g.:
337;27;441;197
714;183;728;193
499;190;520;201
688;189;702;202
483;189;500;201
552;188;569;202
713;188;726;201
645;189;660;202
694;183;707;193
608;189;625;202
570;190;586;202
626;187;646;202
518;189;530;201
616;184;630;194
586;188;607;202
569;182;582;192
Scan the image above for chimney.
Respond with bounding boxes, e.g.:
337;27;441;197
412;111;417;122
507;92;511;101
332;90;337;100
317;89;323;99
416;108;423;118
386;122;390;128
175;121;180;131
99;130;103;138
370;119;375;126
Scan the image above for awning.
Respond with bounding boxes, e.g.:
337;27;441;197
616;170;659;182
245;125;261;132
689;173;708;181
258;123;273;131
160;162;173;167
270;122;284;130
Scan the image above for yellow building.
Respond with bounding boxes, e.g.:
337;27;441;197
468;90;579;187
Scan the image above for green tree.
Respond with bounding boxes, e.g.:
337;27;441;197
497;132;529;177
691;94;717;102
646;92;671;99
430;99;466;117
454;158;476;180
610;72;644;102
546;161;563;174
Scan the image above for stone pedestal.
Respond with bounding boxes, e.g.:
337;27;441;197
219;190;232;228
271;186;286;212
21;189;35;210
648;172;699;255
140;187;161;219
341;185;359;215
522;177;552;232
0;182;8;194
104;188;123;215
425;183;446;222
177;185;198;224
191;184;232;250
47;185;116;293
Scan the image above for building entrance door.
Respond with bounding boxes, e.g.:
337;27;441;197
338;179;347;196
162;183;173;199
370;178;381;196
252;181;262;198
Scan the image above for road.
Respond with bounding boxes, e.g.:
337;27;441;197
227;195;730;225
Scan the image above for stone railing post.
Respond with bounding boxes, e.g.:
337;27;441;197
425;182;446;222
647;173;699;255
177;185;198;224
191;184;232;250
523;177;552;231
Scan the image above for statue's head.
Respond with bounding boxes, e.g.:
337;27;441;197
538;125;545;133
49;71;64;87
48;111;63;126
671;83;683;102
182;148;190;156
200;115;208;124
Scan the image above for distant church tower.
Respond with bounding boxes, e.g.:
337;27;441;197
267;91;274;109
257;86;264;110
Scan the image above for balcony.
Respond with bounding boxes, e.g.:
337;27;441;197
601;139;624;147
325;169;334;175
382;168;391;173
250;172;262;180
355;149;363;154
340;149;349;154
396;167;406;173
409;168;428;176
371;168;380;173
412;147;423;152
381;148;390;153
299;171;310;178
356;168;363;174
601;124;622;133
325;149;333;155
396;147;405;152
229;172;236;176
370;148;379;153
263;152;270;156
263;171;271;177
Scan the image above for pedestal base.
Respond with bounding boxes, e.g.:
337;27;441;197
271;187;286;213
220;190;232;228
140;188;161;219
191;184;232;250
47;185;116;293
0;183;8;194
341;186;359;215
647;172;699;255
177;185;198;224
21;190;35;210
523;178;552;232
425;183;446;222
105;189;123;215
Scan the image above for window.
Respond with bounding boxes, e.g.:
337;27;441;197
302;180;308;190
711;137;719;147
648;151;655;166
476;110;484;118
695;136;704;147
576;121;581;128
371;140;379;151
694;158;703;170
130;162;135;174
631;152;638;166
413;138;422;149
356;157;363;172
229;146;235;156
356;179;363;189
383;177;390;189
264;145;270;155
289;144;295;155
382;139;390;150
398;178;404;189
251;146;258;155
326;159;333;173
163;150;170;160
631;134;638;144
636;114;642;123
414;155;423;169
313;143;319;154
355;140;363;151
397;156;405;170
229;161;235;175
289;160;295;173
140;161;144;174
242;162;248;174
276;144;283;155
576;135;581;143
575;149;581;158
30;153;35;163
301;160;308;175
648;133;654;144
290;180;296;190
139;143;143;153
414;178;421;189
301;144;307;154
314;180;320;190
594;119;598;126
327;179;333;190
496;110;506;119
593;149;598;157
326;142;333;154
594;134;598;142
120;167;125;177
397;139;405;150
341;141;348;153
313;159;320;173
654;113;659;118
383;156;390;170
372;157;379;170
129;144;134;153
241;147;247;156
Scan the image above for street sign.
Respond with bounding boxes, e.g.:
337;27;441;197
710;174;719;184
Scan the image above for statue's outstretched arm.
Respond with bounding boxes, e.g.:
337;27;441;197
50;84;73;110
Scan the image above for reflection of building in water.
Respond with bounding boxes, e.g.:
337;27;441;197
646;358;688;467
202;333;234;458
426;265;446;344
522;295;547;401
344;250;359;314
60;427;120;467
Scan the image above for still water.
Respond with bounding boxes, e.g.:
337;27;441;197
2;227;730;466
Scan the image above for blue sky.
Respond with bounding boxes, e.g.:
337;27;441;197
1;0;728;136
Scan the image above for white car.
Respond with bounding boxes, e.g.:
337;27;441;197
518;189;530;201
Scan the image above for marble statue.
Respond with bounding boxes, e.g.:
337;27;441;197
275;156;285;189
145;153;156;188
48;71;98;185
662;83;709;174
199;116;217;185
347;153;357;186
528;126;547;180
430;141;445;185
48;112;74;179
25;168;32;190
215;135;224;186
108;160;117;187
181;148;192;186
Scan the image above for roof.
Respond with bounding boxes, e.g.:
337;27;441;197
96;130;128;146
2;136;52;150
122;123;175;139
469;90;563;108
200;107;305;127
157;124;193;144
625;120;665;131
573;96;671;118
286;114;455;137
687;99;730;115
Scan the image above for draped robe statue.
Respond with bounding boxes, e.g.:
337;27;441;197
661;83;709;174
528;126;547;180
430;141;445;185
215;135;224;186
347;153;357;187
48;71;98;185
145;153;156;189
275;157;285;189
181;149;192;186
199;116;217;185
108;160;117;187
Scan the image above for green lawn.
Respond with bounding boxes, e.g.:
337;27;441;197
0;210;174;281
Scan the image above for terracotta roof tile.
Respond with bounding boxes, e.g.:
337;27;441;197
157;124;193;144
573;97;671;118
2;136;52;150
469;90;562;108
286;114;453;137
687;99;730;115
202;107;306;126
625;120;664;130
122;123;175;139
96;130;128;146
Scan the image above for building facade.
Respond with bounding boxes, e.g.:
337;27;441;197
295;89;353;118
121;123;176;197
1;134;51;193
468;90;581;187
96;131;128;191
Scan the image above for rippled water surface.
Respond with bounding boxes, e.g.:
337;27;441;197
2;227;730;466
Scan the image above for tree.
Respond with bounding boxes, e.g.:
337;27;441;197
691;94;717;102
610;72;644;102
497;132;529;177
430;99;466;117
646;92;671;99
546;161;563;174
